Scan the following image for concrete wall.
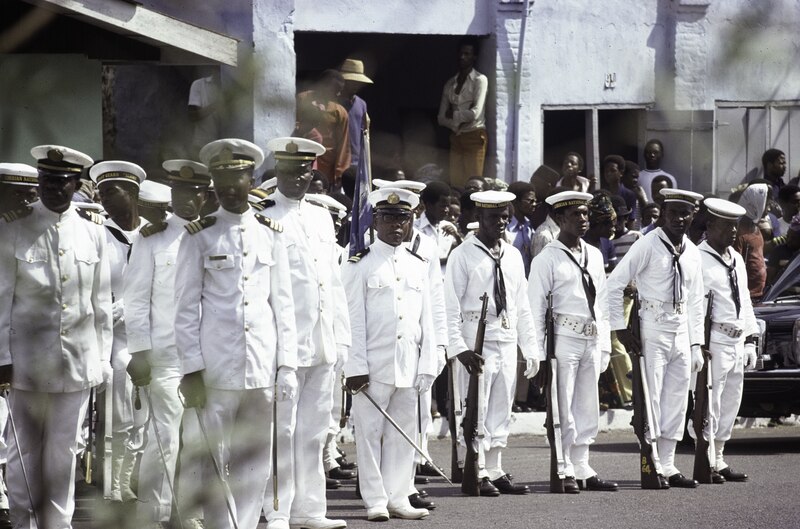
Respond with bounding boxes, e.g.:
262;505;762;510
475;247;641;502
0;54;102;164
293;0;493;35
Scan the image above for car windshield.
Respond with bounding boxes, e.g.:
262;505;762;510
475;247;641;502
763;252;800;302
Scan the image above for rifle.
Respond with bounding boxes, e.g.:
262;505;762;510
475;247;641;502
544;292;566;493
461;293;489;496
628;294;666;489
692;291;716;483
447;359;463;483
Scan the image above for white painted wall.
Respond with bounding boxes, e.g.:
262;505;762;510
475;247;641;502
293;0;493;35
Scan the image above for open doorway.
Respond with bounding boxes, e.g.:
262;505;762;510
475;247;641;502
294;32;486;181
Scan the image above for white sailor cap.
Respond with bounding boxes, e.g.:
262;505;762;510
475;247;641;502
471;190;516;209
89;161;147;188
306;193;348;220
138;180;171;208
703;197;746;220
368;187;419;210
466;221;479;231
545;191;593;210
162;159;211;187
31;145;93;175
200;139;265;171
259;176;278;193
0;163;38;186
73;200;105;214
659;188;704;207
266;137;325;163
373;178;426;194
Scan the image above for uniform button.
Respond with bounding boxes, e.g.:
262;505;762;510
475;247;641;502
61;275;68;282
62;304;68;310
245;325;250;331
240;227;246;232
243;251;249;256
397;335;401;340
58;250;65;256
399;315;403;320
60;330;67;336
396;277;400;281
244;276;249;281
55;222;61;229
397;296;402;301
244;301;249;306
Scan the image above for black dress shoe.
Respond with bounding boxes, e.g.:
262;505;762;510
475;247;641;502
658;475;670;489
668;473;698;488
417;489;428;498
329;467;356;480
414;475;430;485
326;477;341;490
408;493;436;510
336;456;357;470
512;404;522;413
417;462;441;477
577;475;619;491
718;467;748;482
711;471;726;484
491;474;529;495
563;476;580;494
478;477;500;497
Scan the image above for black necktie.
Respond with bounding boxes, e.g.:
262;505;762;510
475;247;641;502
477;245;507;317
702;249;741;318
659;237;685;311
559;247;597;319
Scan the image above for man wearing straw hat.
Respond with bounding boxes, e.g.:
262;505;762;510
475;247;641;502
339;58;372;169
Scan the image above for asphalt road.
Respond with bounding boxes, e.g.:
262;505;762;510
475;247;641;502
75;424;800;529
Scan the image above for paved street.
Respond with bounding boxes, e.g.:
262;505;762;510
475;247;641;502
74;424;800;529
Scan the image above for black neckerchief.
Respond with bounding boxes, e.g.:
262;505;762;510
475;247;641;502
658;236;685;311
701;247;741;318
558;245;597;319
476;243;507;317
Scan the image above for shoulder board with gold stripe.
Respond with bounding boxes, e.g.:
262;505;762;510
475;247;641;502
140;221;168;238
185;216;217;235
76;208;105;225
256;214;283;232
1;206;33;223
260;200;275;209
348;247;370;263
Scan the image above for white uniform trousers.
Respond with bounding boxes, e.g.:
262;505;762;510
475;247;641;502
265;363;334;523
137;366;202;522
200;388;273;529
709;340;744;442
555;334;601;480
455;340;517;480
7;388;90;529
323;366;345;473
640;324;691;441
352;381;417;512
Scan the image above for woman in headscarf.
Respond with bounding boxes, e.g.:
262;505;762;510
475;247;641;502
734;182;770;301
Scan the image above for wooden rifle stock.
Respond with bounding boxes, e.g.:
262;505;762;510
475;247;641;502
628;295;665;489
448;359;463;483
692;291;715;483
544;292;566;493
461;293;489;496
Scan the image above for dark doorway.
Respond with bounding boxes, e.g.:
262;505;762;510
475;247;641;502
294;32;476;181
542;109;586;176
598;109;640;163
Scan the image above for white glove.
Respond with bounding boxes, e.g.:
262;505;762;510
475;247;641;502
436;346;447;377
415;374;435;394
743;343;757;369
98;363;113;393
691;344;705;373
276;368;298;401
334;345;348;374
600;350;611;373
524;357;540;379
111;300;125;327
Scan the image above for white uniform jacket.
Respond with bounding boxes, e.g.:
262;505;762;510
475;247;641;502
342;239;437;388
175;207;297;390
261;191;350;367
607;228;704;344
124;216;191;367
409;229;448;348
0;202;113;392
528;239;611;354
443;237;539;361
698;241;759;345
104;217;143;368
